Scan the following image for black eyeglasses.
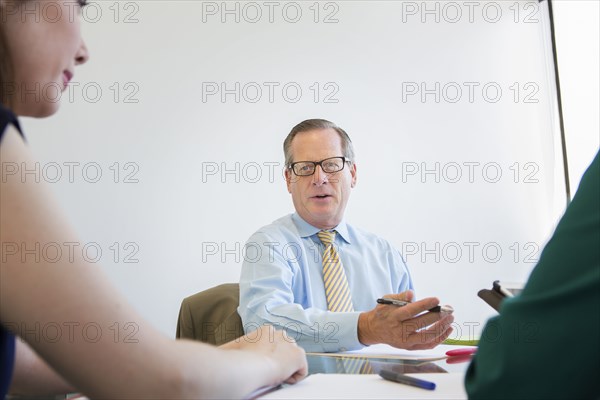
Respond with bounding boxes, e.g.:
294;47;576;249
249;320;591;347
288;156;350;176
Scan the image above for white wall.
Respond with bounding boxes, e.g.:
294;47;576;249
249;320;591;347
20;0;597;339
553;0;600;192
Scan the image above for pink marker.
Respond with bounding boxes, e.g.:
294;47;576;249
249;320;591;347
446;348;477;357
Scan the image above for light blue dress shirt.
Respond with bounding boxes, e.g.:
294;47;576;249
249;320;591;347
238;213;414;352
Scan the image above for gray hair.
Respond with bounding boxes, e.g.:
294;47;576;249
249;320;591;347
283;119;355;166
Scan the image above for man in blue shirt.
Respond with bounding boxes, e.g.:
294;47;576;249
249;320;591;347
238;119;454;352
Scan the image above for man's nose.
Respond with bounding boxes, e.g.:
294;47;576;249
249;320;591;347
312;165;328;185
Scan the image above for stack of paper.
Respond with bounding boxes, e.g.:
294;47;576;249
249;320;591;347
308;344;474;361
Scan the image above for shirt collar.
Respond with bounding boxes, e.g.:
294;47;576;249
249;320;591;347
291;213;352;244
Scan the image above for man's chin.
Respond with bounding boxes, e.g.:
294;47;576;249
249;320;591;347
303;211;342;230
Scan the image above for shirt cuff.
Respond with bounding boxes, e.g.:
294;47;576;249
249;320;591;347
306;311;364;353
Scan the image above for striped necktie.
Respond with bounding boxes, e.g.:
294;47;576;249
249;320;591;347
317;230;354;312
318;231;372;374
336;356;374;374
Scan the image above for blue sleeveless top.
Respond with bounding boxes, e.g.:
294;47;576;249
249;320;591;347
0;104;22;398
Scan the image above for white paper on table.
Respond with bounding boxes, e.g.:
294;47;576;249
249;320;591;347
260;373;467;399
307;344;475;361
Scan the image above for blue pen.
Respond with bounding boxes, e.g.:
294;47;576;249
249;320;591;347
379;370;436;390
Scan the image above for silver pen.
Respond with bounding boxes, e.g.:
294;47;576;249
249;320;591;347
376;297;454;313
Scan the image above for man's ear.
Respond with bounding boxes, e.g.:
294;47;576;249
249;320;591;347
285;168;293;193
350;163;357;188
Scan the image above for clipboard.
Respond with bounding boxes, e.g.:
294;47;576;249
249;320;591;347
477;280;508;312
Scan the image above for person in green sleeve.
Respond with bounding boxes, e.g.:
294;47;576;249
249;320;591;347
465;151;600;399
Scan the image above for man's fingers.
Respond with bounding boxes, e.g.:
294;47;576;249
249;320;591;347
393;297;441;319
383;290;414;303
405;315;455;349
395;311;441;334
410;328;453;350
420;313;454;336
410;306;453;328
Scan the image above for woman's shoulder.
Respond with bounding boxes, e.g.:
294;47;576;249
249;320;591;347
0;104;23;143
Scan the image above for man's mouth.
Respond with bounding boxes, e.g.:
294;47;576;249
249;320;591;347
313;194;331;199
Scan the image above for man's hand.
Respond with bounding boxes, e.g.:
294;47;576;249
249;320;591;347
357;290;454;350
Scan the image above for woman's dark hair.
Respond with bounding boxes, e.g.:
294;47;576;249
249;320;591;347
0;2;16;107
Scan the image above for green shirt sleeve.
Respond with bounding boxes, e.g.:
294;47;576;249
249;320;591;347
465;151;600;399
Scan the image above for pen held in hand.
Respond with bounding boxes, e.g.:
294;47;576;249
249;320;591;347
376;297;454;313
379;370;436;390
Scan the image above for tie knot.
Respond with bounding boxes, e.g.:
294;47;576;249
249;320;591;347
317;230;336;246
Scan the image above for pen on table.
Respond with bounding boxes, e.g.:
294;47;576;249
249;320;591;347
376;297;454;313
379;370;436;390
